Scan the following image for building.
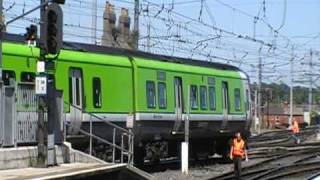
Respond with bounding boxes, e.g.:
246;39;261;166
262;102;304;128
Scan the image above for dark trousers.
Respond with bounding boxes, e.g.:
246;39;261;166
291;133;300;144
233;156;242;180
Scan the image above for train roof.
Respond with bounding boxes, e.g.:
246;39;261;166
4;33;240;72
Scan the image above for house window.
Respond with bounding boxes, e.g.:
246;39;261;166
93;77;102;108
158;82;167;109
209;86;216;110
146;81;156;108
235;88;241;111
190;85;198;109
200;86;207;110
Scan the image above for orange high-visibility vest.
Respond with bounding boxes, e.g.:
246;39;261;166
292;121;300;134
232;138;245;157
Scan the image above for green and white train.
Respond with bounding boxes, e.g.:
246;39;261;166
2;33;251;162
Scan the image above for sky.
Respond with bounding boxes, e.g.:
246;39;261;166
3;0;320;87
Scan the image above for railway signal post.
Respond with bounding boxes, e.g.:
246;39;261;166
37;0;64;167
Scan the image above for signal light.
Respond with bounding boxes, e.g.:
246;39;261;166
44;3;63;54
24;24;37;41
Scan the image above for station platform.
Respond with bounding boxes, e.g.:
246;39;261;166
0;144;153;180
0;163;153;180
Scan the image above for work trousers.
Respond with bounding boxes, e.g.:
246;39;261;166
233;156;242;180
291;133;300;144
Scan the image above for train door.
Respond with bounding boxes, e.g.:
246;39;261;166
221;81;229;129
69;68;83;133
172;77;183;134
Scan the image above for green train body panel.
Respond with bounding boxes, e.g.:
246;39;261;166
2;41;247;117
134;57;245;115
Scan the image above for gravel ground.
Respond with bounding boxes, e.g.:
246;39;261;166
151;127;320;180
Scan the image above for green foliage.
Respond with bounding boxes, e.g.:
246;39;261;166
251;82;320;105
310;111;319;125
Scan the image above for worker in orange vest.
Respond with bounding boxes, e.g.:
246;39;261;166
230;132;248;180
291;120;300;144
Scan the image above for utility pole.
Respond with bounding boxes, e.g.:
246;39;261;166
289;46;294;126
37;0;46;168
309;49;313;113
182;85;190;175
147;21;150;52
257;49;262;133
252;16;259;133
133;0;139;49
91;0;97;44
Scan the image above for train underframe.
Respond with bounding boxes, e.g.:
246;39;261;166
68;120;251;165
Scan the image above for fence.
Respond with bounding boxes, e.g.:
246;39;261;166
0;82;134;165
16;83;39;144
0;82;49;147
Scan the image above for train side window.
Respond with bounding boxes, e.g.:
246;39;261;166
200;86;207;110
146;81;156;108
21;72;35;82
2;70;15;85
93;77;102;108
235;88;241;111
158;82;167;109
75;78;80;106
190;85;198;109
209;86;216;110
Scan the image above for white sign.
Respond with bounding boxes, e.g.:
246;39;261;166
37;61;45;73
36;76;47;95
126;114;134;128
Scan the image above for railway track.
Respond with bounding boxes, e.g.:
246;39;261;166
211;126;320;180
140;155;227;173
150;127;320;179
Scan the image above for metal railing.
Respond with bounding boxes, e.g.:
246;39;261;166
64;102;134;165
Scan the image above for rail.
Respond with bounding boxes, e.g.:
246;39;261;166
64;102;134;165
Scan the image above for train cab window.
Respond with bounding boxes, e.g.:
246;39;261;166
234;88;241;111
21;72;35;82
190;85;198;109
93;77;102;108
158;82;167;109
146;81;156;108
200;86;207;110
2;70;15;86
209;86;216;110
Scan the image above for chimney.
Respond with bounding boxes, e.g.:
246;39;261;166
117;8;131;49
1;14;5;32
101;2;116;47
